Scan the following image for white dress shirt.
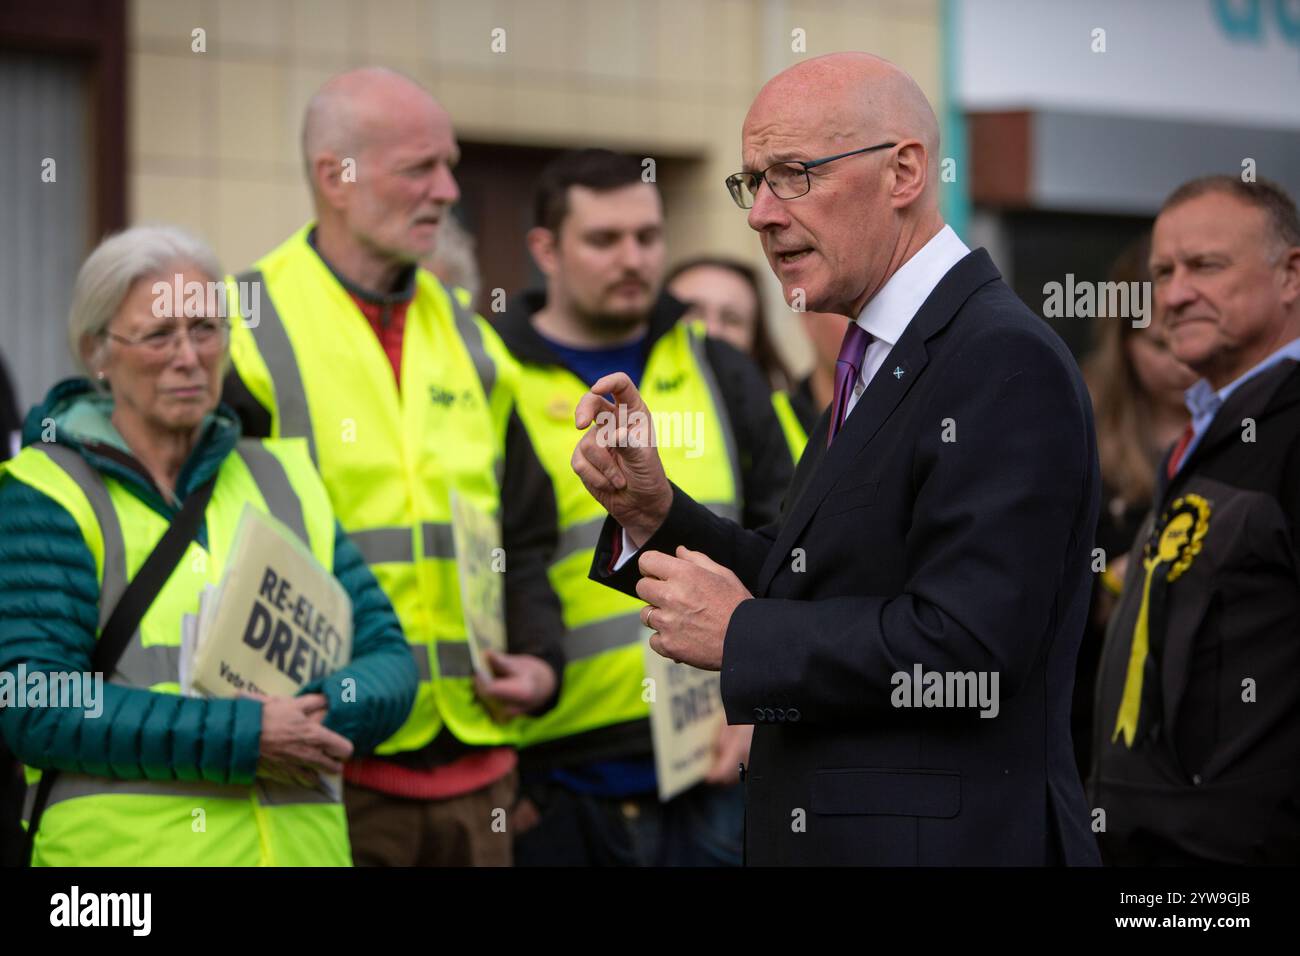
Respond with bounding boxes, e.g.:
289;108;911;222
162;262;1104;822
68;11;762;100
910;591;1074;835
844;224;970;417
614;224;971;569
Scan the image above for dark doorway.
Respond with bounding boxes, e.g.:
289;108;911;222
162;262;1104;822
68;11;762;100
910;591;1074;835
454;141;701;319
0;0;126;408
996;209;1153;361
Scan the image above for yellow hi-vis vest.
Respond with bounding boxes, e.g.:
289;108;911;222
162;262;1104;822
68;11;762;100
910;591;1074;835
771;391;808;462
2;437;350;866
226;225;516;753
511;321;741;748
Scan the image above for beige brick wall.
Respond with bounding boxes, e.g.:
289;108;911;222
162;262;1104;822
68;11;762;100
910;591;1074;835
128;0;942;372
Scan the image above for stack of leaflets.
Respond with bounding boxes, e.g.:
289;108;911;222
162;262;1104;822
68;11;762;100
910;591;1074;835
448;490;507;678
180;504;353;797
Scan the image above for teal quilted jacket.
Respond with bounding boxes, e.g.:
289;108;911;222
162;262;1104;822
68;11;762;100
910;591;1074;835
0;378;417;784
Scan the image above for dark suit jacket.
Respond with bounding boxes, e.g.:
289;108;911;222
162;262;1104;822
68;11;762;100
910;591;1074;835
591;249;1102;865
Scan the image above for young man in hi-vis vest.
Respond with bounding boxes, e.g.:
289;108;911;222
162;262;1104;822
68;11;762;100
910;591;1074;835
223;68;565;867
497;150;794;865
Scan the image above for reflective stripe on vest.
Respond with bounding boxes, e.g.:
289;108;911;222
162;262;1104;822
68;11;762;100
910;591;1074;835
34;443;126;632
240;272;319;464
237;440;309;543
511;321;743;748
348;521;456;565
556;515;608;565
771;390;809;462
22;771;338;818
228;227;515;752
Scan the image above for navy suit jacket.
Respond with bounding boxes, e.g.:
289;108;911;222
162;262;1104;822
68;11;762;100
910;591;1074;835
592;249;1103;865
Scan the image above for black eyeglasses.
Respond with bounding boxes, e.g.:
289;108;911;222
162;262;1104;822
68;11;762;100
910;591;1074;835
724;142;897;209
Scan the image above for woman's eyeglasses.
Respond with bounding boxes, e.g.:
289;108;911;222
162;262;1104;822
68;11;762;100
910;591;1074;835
104;317;229;357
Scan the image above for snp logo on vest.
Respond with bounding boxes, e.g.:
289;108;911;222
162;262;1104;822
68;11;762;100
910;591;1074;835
50;886;151;936
429;385;476;409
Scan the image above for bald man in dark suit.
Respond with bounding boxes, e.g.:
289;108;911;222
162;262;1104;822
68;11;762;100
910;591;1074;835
571;52;1101;866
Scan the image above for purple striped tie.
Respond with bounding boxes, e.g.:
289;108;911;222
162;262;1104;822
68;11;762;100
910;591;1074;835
827;322;872;446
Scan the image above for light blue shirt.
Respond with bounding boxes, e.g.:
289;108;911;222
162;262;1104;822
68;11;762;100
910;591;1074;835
1175;336;1300;474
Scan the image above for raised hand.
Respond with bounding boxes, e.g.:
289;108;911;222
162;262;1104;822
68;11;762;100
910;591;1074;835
572;372;673;549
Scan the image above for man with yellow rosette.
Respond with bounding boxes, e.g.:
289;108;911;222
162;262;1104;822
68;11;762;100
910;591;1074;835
1091;176;1300;865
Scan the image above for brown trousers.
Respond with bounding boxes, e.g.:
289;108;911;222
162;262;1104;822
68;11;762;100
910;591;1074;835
344;770;517;867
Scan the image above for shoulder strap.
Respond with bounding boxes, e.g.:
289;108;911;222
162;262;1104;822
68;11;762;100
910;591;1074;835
23;472;218;865
92;473;218;674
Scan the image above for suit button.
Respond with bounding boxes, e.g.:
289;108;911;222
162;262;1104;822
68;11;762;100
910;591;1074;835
753;707;765;723
774;708;785;722
786;708;800;722
764;708;776;722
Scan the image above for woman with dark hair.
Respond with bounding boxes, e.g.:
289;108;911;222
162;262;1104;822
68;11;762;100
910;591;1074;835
1074;232;1195;776
666;256;808;457
666;256;794;383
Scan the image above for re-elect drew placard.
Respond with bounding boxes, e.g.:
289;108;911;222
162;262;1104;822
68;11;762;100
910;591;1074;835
644;628;726;802
189;505;352;699
449;490;506;679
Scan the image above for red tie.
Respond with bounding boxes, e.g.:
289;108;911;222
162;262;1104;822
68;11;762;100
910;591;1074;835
1166;423;1194;479
827;322;872;447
